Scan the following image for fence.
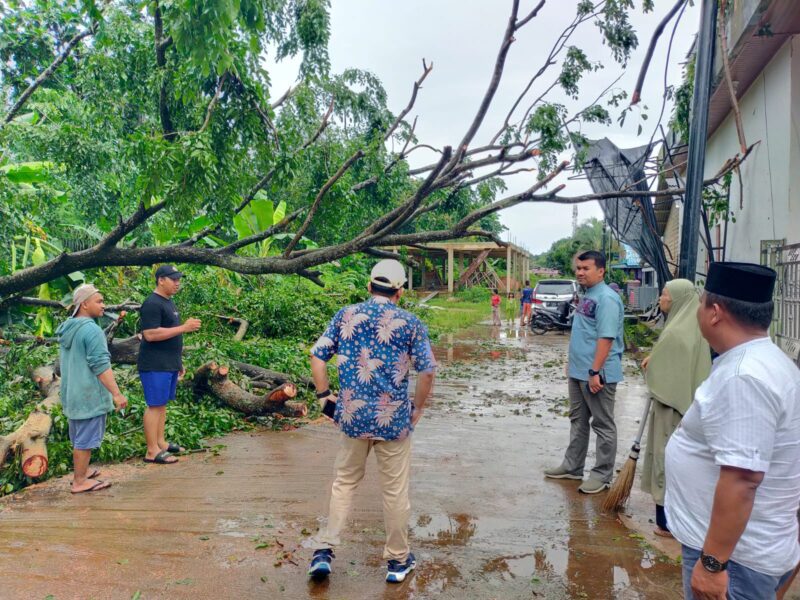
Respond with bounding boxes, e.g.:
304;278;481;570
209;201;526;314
762;241;800;365
627;285;659;312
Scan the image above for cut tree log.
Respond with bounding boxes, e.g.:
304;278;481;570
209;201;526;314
193;362;306;417
109;334;142;365
230;360;313;389
0;366;60;478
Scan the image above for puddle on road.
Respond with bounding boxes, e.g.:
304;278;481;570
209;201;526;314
0;320;681;600
417;322;683;599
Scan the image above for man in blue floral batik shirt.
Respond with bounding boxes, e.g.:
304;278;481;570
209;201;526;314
307;259;436;585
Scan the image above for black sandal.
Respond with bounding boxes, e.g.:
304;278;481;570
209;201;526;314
143;450;178;464
165;442;185;454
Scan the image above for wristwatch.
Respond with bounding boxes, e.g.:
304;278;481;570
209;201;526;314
588;369;601;377
700;551;729;573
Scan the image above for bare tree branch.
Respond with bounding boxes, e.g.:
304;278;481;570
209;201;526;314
631;0;687;105
516;0;547;30
270;85;296;110
717;0;747;154
445;0;521;171
383;59;433;142
2;27;95;126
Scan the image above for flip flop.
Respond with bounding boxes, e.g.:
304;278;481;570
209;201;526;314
71;469;100;483
71;479;112;494
165;442;185;454
653;527;674;538
143;450;178;464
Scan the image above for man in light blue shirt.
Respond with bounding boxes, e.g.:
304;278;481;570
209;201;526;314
545;250;625;494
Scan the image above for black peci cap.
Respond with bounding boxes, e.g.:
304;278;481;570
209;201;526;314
705;262;776;303
155;264;184;281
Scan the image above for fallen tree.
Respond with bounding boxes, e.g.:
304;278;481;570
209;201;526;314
0;366;60;478
0;357;306;478
193;362;306;417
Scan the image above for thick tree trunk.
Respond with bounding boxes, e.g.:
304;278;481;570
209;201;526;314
109;335;143;365
194;362;306;417
230;360;313;389
0;366;60;478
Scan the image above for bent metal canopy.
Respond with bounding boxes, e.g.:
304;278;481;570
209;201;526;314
582;138;672;287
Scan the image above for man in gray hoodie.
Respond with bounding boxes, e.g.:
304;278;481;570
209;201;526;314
56;284;127;493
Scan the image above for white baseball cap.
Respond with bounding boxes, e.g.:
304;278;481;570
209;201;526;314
370;259;407;290
70;283;100;316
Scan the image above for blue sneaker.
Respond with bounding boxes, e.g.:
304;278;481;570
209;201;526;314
308;549;334;580
386;553;416;583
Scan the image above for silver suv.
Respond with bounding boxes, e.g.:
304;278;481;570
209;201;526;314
533;279;579;310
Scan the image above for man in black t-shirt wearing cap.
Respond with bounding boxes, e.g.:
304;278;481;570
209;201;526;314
138;265;201;464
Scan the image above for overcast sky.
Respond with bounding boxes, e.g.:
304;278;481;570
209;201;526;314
268;1;700;254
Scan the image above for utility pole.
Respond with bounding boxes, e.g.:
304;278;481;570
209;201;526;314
678;0;718;281
572;205;578;235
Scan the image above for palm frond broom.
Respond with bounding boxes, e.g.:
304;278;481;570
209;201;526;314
602;395;653;513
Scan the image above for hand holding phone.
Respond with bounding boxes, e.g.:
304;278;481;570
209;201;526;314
322;397;337;419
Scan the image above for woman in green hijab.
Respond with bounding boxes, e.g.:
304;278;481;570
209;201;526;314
640;279;711;538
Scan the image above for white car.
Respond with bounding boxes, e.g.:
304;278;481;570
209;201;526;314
533;279;579;310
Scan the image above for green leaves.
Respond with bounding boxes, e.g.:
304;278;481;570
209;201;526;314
559;46;599;99
0;162;55;184
233;195;288;256
526;103;569;176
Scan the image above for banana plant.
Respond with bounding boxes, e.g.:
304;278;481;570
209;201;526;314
233;192;287;257
30;239;54;337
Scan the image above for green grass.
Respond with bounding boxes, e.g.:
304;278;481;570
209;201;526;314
414;295;492;339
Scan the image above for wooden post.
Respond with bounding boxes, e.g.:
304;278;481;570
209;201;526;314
408;266;413;291
506;245;512;292
447;247;454;293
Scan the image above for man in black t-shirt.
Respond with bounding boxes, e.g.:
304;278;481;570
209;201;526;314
138;265;201;464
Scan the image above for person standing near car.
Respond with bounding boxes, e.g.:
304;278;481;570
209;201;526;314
544;250;624;494
138;265;201;465
520;280;534;327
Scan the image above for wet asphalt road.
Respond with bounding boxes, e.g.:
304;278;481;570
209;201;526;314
1;323;694;599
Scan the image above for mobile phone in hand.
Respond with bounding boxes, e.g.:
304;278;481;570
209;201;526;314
322;398;337;419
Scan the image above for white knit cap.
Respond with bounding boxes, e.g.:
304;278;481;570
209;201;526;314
370;259;407;290
70;283;100;317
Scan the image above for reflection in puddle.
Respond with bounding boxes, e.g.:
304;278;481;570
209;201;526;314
413;513;477;546
412;560;461;595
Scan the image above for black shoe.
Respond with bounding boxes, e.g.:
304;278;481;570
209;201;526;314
308;549;334;580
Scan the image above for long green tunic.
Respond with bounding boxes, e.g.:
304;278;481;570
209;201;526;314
640;279;712;504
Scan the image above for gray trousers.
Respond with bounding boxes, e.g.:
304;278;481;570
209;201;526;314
562;378;618;483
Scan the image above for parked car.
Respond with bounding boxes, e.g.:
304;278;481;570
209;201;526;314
532;279;579;310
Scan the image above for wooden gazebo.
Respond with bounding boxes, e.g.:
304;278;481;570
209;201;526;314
388;241;532;293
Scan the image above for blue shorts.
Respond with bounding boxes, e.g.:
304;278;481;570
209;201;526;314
139;371;179;407
68;414;107;450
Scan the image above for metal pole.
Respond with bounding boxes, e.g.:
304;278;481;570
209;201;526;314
678;0;718;281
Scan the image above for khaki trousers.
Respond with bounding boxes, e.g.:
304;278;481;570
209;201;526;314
314;433;412;561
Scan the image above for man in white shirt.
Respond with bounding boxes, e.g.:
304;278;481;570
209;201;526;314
665;262;800;600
